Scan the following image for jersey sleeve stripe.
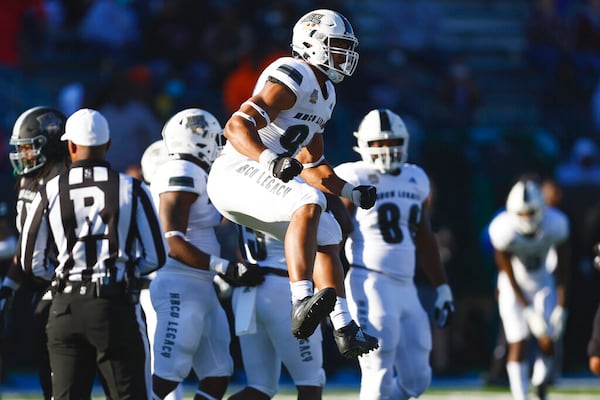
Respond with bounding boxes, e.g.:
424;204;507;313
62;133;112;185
276;64;303;85
168;176;194;188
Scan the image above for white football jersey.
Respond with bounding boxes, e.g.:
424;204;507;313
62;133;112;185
488;207;569;291
222;56;336;157
151;157;222;263
335;161;430;281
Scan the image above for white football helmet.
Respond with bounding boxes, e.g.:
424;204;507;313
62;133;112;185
161;108;223;167
506;180;545;235
140;139;168;184
291;9;359;83
353;109;409;173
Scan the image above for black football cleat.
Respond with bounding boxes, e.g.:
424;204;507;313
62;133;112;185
291;287;337;339
334;320;379;359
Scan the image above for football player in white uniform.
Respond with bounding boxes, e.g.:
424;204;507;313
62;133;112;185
229;193;353;400
334;109;455;400
230;227;325;400
148;109;264;400
207;9;378;358
139;139;183;400
488;179;570;400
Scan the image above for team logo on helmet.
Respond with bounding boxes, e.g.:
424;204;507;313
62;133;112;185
302;12;324;25
185;114;208;136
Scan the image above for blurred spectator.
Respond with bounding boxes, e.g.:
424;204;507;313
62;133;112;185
200;6;254;85
592;77;600;134
437;55;482;131
57;82;86;116
524;0;574;76
96;67;161;177
140;0;207;69
542;178;564;209
571;0;600;75
221;40;287;115
0;0;47;70
374;0;446;72
78;0;141;64
555;136;600;186
538;55;594;148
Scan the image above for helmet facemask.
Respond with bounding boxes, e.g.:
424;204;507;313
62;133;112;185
513;208;543;235
312;36;359;83
355;139;405;173
9;135;48;175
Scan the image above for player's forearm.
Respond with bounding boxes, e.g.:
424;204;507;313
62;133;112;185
495;251;528;306
166;237;211;271
421;262;447;287
417;240;447;287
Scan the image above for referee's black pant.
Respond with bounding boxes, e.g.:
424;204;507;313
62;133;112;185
46;281;149;400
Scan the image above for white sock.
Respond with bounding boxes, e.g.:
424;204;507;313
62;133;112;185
531;355;553;387
290;280;313;303
506;361;529;400
329;297;353;330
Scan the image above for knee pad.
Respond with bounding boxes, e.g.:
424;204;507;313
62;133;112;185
397;364;431;398
316;211;342;246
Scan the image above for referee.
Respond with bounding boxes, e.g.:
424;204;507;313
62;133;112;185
19;108;167;399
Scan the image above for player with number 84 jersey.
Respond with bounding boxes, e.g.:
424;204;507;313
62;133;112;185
334;109;453;399
336;161;429;281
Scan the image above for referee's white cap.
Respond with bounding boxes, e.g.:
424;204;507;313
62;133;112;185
61;108;110;146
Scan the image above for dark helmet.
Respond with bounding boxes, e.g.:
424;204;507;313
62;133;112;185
9;106;67;176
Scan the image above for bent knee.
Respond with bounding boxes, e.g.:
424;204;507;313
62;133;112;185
400;365;431;398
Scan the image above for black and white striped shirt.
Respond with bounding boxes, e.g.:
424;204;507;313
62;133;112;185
19;159;166;282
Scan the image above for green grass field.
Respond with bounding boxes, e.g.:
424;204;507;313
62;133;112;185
2;383;600;400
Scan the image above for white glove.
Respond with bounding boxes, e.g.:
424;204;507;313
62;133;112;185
549;305;567;340
523;306;548;338
434;284;455;328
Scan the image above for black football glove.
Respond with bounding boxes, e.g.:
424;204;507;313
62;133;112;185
221;261;265;287
271;156;303;183
351;185;377;209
